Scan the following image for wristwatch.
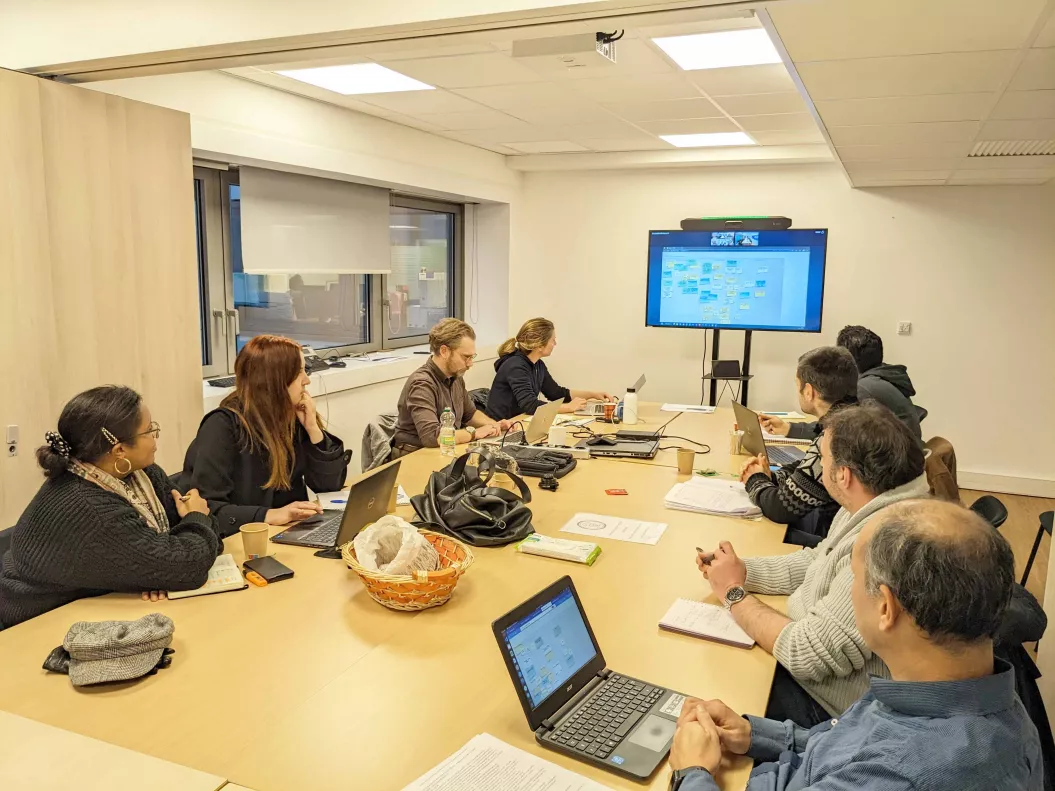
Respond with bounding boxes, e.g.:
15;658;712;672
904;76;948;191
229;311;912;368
722;585;747;609
465;425;476;438
670;767;710;790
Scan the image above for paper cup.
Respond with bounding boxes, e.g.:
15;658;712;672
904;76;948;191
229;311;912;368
240;523;270;560
677;448;695;474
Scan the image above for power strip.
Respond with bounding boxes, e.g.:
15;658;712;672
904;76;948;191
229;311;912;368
504;443;592;459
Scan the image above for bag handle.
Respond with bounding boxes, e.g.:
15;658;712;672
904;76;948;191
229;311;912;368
446;449;495;487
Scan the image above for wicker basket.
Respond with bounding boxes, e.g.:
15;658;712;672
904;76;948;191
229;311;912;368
342;529;475;611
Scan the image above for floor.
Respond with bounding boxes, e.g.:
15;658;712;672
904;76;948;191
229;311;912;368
961;488;1052;613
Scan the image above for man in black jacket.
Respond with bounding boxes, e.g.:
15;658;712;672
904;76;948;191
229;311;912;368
763;325;926;444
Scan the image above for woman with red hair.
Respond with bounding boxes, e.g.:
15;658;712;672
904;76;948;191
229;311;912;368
179;336;349;536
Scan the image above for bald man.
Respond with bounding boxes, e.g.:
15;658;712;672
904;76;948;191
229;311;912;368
668;500;1043;791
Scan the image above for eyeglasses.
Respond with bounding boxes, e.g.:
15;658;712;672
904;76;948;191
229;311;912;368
456;351;478;361
135;422;161;440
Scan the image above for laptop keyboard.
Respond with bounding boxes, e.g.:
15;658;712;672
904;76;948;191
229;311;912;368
766;444;804;466
481;430;525;446
297;513;343;545
547;675;663;759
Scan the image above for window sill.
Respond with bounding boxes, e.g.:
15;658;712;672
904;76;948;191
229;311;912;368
202;342;498;409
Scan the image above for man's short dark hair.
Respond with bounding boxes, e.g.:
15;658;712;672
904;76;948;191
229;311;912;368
837;325;883;372
796;346;858;404
863;500;1015;646
824;404;924;495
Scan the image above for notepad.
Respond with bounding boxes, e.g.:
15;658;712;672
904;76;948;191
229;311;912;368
659;599;755;648
167;554;248;599
664;477;761;518
761;431;811;446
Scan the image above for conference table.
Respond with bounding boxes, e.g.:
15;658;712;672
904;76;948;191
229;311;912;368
0;404;797;791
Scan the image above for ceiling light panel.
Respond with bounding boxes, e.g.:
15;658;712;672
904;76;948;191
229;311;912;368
652;29;781;71
660;132;757;147
276;63;433;95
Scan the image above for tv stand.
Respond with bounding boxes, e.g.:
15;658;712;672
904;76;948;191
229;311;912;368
704;329;753;408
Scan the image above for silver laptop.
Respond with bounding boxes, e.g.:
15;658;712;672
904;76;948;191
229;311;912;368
731;401;807;467
479;398;563;446
270;461;401;553
576;374;644;416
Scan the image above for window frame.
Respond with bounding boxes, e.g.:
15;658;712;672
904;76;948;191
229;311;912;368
383;194;464;350
194;166;231;378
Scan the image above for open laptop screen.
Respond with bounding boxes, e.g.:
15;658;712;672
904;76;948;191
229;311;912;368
499;584;598;709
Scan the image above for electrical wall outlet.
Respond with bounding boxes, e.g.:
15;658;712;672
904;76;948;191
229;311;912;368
6;443;15;457
897;322;912;336
5;425;16;457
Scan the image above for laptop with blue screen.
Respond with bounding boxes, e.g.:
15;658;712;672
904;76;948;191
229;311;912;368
492;576;687;780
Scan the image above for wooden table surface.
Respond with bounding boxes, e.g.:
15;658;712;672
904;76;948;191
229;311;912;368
0;404;794;791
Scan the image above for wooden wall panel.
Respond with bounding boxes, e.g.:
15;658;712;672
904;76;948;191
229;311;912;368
0;69;202;526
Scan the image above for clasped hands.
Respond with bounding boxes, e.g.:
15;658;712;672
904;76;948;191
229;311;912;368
669;697;753;775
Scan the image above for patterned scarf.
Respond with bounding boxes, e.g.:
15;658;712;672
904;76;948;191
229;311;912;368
68;460;171;535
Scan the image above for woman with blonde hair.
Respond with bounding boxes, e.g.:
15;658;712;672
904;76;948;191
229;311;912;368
485;318;614;421
178;335;349;536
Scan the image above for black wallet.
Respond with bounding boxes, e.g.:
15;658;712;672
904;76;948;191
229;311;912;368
243;556;294;583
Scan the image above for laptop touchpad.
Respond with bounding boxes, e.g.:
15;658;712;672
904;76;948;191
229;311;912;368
626;714;675;752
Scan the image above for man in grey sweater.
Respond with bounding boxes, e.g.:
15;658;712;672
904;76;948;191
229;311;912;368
699;404;928;726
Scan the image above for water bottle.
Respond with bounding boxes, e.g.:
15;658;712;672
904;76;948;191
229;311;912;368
623;388;639;425
439;408;456;457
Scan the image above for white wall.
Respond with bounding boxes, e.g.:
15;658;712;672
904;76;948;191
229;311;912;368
511;163;1055;491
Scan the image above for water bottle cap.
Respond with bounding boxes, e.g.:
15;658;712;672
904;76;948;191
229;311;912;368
627;388;636;393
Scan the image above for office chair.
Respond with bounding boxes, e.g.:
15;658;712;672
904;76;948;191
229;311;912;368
970;495;1008;530
1021;511;1053;589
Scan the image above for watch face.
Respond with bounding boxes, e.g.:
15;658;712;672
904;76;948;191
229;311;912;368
725;586;747;604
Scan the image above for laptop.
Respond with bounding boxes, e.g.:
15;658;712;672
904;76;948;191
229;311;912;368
577;434;659;459
270;460;402;554
492;576;686;780
576;374;645;416
478;398;563;447
731;401;807;467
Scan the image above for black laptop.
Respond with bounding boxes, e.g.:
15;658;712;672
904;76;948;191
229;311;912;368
492;576;687;780
271;460;401;556
577;435;659;459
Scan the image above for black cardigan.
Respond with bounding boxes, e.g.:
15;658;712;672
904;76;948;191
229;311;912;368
485;350;572;421
0;465;220;630
178;408;349;537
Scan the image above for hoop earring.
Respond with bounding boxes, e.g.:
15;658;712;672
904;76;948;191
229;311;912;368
114;458;132;476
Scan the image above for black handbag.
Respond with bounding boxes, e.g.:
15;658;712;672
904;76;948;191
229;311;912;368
501;446;578;479
410;449;535;547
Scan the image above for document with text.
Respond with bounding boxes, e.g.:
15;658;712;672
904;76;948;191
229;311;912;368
560;513;667;545
401;733;612;791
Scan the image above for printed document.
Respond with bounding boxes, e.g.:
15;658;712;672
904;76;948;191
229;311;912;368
560;513;667;545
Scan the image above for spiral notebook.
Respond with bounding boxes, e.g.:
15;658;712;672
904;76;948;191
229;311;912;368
659;598;755;649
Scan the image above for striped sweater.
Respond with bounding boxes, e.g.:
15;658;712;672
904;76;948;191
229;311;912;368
743;473;931;715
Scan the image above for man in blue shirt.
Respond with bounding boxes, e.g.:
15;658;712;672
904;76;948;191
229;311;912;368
668;498;1043;791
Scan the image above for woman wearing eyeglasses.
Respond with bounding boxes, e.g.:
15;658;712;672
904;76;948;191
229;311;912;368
0;386;221;629
178;335;349;536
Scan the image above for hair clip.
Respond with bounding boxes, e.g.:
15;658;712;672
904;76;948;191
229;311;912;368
45;431;71;458
101;428;120;446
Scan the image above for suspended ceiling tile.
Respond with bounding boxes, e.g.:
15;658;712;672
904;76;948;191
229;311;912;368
565;73;701;103
602;97;723;121
712;92;807;116
558;120;654;140
438;133;520;155
378;52;542;88
507;102;616;125
837;141;973;160
521;39;673;81
815;93;995;126
578;137;673;152
506;140;589;153
451;82;578;110
412;108;526;131
979;118;1055;139
1008;47;1055;90
844;158;961;174
637;117;740;135
688;64;796;96
353;89;485;114
827;121;982;146
735;113;819;132
991;89;1055;119
1034;13;1055;47
958;154;1055;169
749;128;826;145
796;51;1019;100
768;0;1046;61
356;42;498;62
457;125;568;144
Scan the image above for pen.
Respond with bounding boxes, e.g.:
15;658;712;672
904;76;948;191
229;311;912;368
695;547;715;564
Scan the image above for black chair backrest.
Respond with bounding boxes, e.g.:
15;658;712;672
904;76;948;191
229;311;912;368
970;495;1008;529
0;526;15;558
469;388;490;415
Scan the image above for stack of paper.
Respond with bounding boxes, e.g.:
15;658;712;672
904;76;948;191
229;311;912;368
664;476;761;518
